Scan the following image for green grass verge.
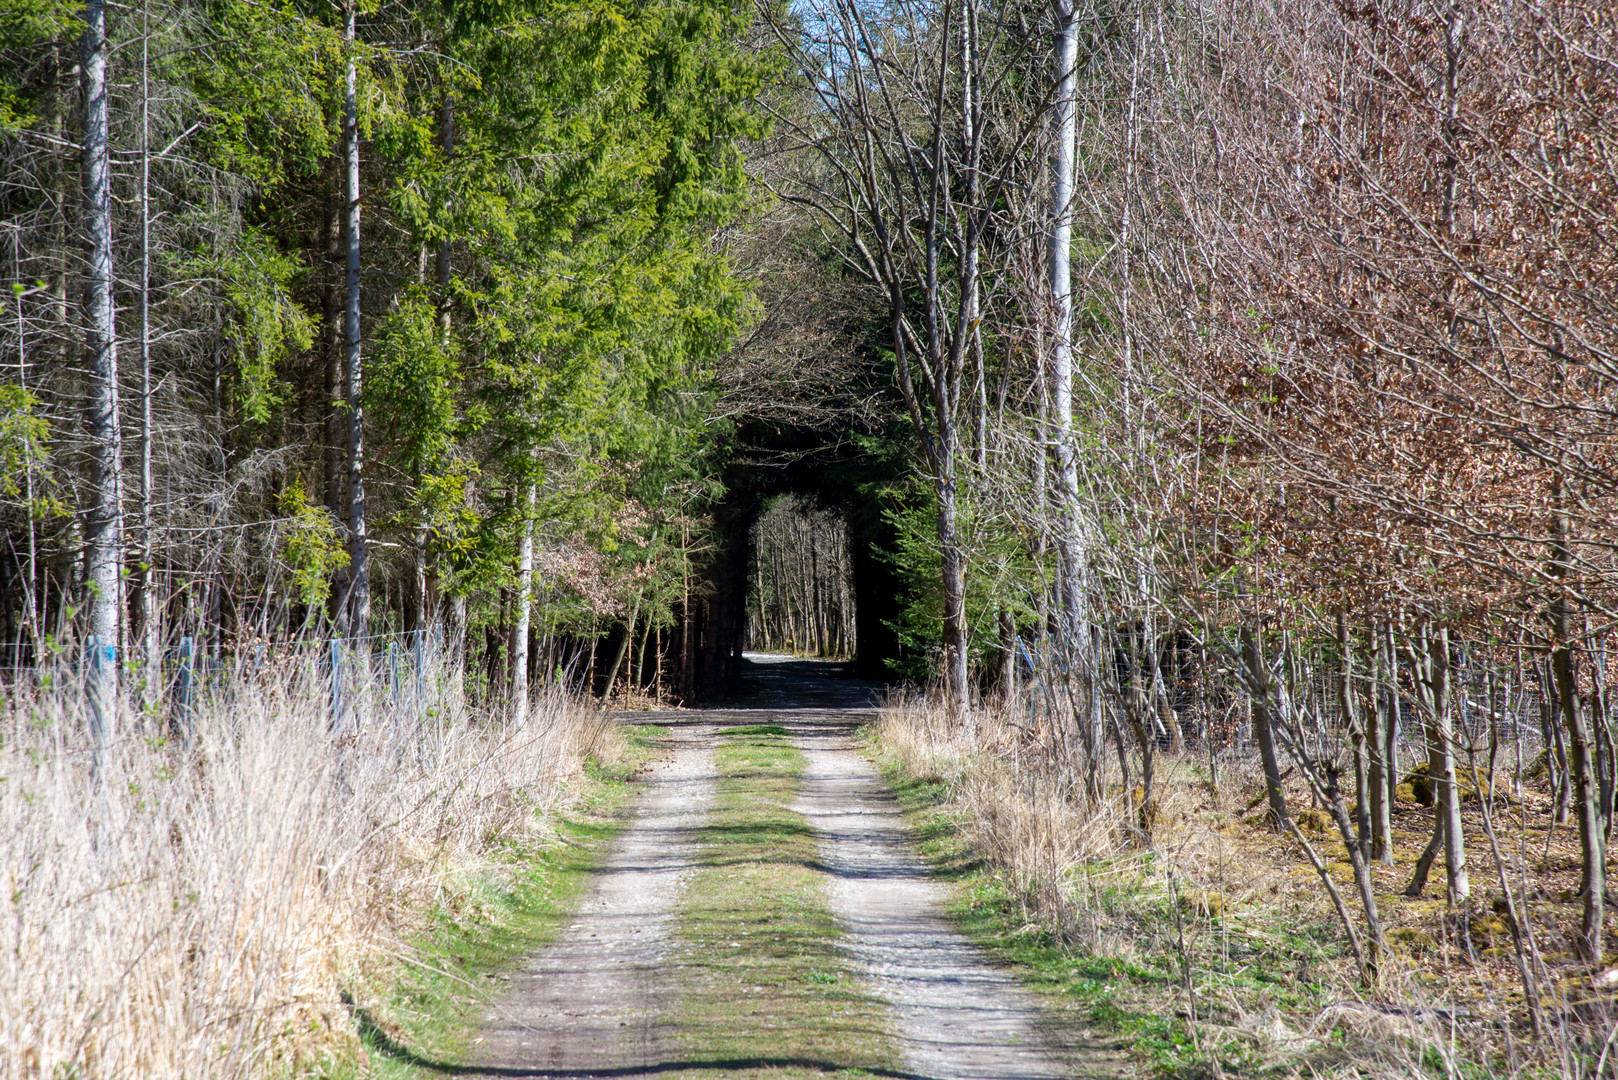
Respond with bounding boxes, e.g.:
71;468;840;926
311;723;663;1079
664;721;901;1078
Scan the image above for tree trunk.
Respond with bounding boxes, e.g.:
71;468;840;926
602;592;643;700
1554;615;1604;961
342;4;368;646
1404;624;1468;904
1431;630;1468;905
137;12;160;707
1380;621;1401;834
1241;624;1291;829
436;93;453;333
1367;633;1392;864
1049;0;1086;706
1339;613;1370;856
81;0;124;672
322;155;345;620
511;480;534;725
413;93;452;645
937;476;969;723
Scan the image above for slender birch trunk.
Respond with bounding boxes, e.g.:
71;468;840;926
81;0;124;675
1048;0;1091;761
342;4;369;647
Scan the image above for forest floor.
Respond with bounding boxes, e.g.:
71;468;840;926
868;702;1618;1078
359;654;1123;1079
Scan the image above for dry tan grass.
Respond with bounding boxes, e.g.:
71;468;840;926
0;659;620;1080
874;692;1618;1078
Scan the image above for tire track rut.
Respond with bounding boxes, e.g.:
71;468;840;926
465;722;715;1076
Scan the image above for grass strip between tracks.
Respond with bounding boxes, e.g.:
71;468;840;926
666;721;902;1079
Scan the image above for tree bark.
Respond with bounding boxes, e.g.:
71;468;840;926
1379;621;1401;836
342;4;369;645
1339;613;1370;857
1367;626;1392;864
938;478;969;722
1049;0;1086;703
1553;581;1603;960
410;92;453;642
436;93;453;334
1403;624;1468;904
137;10;160;706
81;0;124;671
1241;624;1291;829
323;196;345;580
603;592;643;700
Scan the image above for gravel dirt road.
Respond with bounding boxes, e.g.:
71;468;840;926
457;655;1113;1079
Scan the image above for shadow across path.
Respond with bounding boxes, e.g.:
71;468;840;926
732;651;890;712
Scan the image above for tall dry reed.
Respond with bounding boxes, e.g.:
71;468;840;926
1;657;617;1079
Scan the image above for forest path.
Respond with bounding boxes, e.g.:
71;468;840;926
459;654;1103;1079
465;717;718;1074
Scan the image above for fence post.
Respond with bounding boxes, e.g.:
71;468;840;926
386;639;401;747
330;638;345;733
86;635;111;778
175;636;194;741
413;627;426;726
387;639;400;708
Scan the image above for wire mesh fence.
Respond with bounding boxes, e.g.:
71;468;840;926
0;627;503;779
